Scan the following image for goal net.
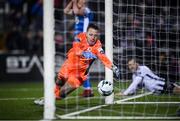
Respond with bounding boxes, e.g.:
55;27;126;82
113;0;180;119
45;0;180;119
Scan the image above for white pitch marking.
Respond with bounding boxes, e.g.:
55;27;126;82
115;101;180;104
57;92;153;118
0;96;82;101
114;92;153;104
0;97;36;101
57;116;180;120
0;88;42;92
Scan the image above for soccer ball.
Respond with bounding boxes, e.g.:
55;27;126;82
97;80;113;96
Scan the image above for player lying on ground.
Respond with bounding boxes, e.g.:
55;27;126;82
116;58;180;96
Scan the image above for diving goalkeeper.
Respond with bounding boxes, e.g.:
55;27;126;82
54;23;120;99
116;58;180;96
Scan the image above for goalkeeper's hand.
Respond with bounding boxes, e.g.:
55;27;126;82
112;65;120;78
82;51;97;59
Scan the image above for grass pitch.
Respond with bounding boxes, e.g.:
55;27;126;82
0;81;180;120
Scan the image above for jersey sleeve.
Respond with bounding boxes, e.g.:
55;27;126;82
84;7;93;21
123;76;143;95
95;45;113;69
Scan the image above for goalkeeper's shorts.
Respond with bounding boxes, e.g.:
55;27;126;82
66;76;84;88
58;73;84;88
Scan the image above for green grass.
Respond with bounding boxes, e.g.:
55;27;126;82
0;81;180;120
0;82;43;120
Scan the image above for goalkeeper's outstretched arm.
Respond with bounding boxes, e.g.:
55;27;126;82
96;48;120;78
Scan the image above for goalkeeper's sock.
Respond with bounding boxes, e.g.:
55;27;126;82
54;85;61;99
81;89;94;97
83;78;92;90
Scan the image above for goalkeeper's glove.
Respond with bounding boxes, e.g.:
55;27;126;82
82;51;97;59
112;65;120;78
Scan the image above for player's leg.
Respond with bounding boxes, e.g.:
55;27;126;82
54;71;68;99
55;77;65;99
153;80;165;94
60;82;76;98
155;81;165;89
58;75;83;99
163;82;180;94
81;60;95;97
55;65;70;99
34;75;65;105
81;76;94;97
172;83;180;94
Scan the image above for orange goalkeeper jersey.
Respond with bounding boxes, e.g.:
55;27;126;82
58;32;113;81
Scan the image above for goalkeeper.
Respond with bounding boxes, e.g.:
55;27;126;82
116;58;180;96
64;0;94;97
55;23;120;99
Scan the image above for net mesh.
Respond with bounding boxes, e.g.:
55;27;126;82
54;0;105;80
113;0;180;118
114;0;180;82
54;0;180;119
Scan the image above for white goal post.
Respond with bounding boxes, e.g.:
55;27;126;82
43;0;55;119
105;0;114;104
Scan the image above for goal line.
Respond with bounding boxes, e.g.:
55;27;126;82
115;101;180;104
55;116;180;120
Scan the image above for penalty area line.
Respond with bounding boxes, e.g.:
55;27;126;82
0;97;37;101
56;92;153;119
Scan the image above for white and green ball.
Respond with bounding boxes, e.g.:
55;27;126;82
97;80;113;96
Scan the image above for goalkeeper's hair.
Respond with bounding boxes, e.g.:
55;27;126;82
87;23;99;31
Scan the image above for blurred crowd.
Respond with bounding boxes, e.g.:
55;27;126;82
116;0;180;81
117;0;179;49
0;0;45;54
0;0;102;54
0;0;44;54
0;0;179;81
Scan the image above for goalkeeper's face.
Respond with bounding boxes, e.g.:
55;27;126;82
86;28;99;46
128;59;138;73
